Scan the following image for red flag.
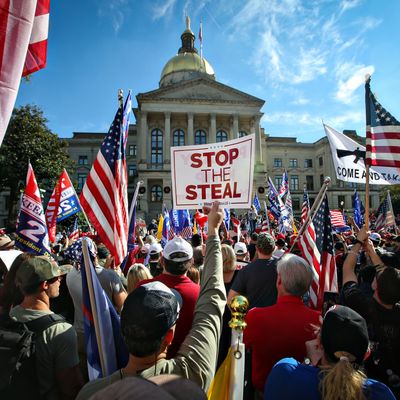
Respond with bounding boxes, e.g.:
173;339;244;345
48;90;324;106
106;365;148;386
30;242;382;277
22;0;50;77
80;94;131;267
0;0;37;146
329;210;346;229
45;171;62;243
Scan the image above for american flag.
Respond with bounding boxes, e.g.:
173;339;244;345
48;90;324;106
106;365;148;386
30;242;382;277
80;92;131;267
279;170;289;198
298;195;337;309
329;210;346;229
365;78;400;168
301;187;310;224
375;193;395;231
68;217;79;241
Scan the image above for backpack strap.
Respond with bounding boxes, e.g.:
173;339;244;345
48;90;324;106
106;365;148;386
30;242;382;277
25;314;65;334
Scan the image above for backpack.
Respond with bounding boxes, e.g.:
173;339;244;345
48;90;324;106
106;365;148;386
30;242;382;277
0;313;65;400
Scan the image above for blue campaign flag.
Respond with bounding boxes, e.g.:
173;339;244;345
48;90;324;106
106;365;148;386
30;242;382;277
81;238;128;380
267;177;281;220
56;170;82;222
15;163;51;257
223;208;230;231
127;203;136;252
253;193;261;213
162;205;171;244
353;190;363;228
169;207;180;232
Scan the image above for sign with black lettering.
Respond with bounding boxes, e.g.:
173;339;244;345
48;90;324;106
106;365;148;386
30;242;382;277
171;135;255;209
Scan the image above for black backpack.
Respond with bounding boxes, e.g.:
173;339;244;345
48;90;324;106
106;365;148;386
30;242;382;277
0;313;65;399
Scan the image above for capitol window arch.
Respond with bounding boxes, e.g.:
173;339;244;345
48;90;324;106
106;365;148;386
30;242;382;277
151;128;163;164
151;185;163;202
239;131;248;138
216;130;228;143
173;129;185;146
195;129;207;144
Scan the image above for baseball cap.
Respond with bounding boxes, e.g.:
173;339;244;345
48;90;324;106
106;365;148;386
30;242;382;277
140;244;150;254
256;233;275;254
16;256;69;289
121;281;182;340
0;235;15;250
234;242;247;255
149;242;163;255
321;305;369;365
370;232;381;243
163;237;193;262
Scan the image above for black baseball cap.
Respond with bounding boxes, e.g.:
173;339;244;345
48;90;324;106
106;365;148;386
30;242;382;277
321;305;369;364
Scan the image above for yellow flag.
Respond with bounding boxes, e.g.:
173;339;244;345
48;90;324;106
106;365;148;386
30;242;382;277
157;214;164;241
292;221;298;234
207;347;232;400
193;221;198;235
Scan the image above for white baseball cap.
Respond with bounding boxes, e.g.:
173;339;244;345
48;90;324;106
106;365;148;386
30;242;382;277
163;237;193;262
234;242;247;255
370;232;381;242
149;243;163;255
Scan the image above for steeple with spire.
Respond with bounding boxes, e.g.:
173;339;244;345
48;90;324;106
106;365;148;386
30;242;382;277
178;16;198;54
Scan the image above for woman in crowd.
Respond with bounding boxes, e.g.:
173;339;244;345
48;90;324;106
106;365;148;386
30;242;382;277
126;263;152;293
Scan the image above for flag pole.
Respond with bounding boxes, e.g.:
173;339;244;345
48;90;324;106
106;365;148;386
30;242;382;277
364;74;372;228
82;239;106;377
129;180;143;221
387;189;397;232
289;177;331;252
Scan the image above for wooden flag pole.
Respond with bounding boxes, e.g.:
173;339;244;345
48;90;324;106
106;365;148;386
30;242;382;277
364;164;370;228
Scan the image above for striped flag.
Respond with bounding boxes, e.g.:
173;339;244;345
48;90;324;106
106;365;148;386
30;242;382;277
375;193;395;231
23;0;50;77
329;210;346;229
285;188;294;231
298;195;337;309
80;92;131;267
68;217;79;241
301;187;310;224
178;209;193;239
365;77;400;168
279;170;289;198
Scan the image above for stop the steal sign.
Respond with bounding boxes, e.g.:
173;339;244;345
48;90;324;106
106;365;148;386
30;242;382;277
171;134;255;209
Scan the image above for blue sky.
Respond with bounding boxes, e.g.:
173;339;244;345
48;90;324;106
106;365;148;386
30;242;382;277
16;0;400;143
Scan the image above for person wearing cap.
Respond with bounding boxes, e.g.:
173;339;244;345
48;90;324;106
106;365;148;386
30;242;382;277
228;233;278;309
234;241;249;268
370;232;383;249
342;227;400;396
264;305;396;399
272;237;286;259
244;254;320;394
10;256;84;399
76;202;226;400
148;242;163;277
138;236;200;358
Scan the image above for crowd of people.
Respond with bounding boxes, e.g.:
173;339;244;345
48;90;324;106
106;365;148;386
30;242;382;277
0;203;400;400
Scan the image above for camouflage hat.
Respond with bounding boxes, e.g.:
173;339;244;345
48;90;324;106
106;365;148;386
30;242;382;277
256;233;275;255
16;256;68;289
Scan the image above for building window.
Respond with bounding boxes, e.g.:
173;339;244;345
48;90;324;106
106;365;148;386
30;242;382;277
128;164;137;177
347;182;357;189
306;175;314;191
128;145;137;156
319;156;323;166
304;159;313;168
195;130;207;144
275;176;282;188
274;158;282;167
289;159;298;168
292;198;300;211
216;130;228;142
239;131;247;137
173;129;185;146
151;128;163;165
151;185;163;202
337;180;344;188
290;175;299;191
77;174;87;190
320;174;324;187
78;155;88;165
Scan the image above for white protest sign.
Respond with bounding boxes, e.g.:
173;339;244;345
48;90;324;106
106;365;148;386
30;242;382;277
324;124;400;185
171;134;255;210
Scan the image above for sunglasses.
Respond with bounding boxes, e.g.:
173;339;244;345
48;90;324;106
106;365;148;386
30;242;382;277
47;275;61;284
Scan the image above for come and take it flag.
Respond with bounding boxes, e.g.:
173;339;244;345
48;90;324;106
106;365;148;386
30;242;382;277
375;192;395;231
81;238;128;380
80;92;131;267
298;195;337;309
365;77;400;168
45;169;81;243
15;163;51;256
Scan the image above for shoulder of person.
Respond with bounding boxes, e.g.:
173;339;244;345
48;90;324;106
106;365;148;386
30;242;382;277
364;378;397;399
76;371;122;400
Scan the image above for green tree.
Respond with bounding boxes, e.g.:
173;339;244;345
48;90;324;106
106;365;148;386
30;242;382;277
0;105;74;229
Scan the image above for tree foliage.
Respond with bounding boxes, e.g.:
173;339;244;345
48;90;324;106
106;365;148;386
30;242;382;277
0;105;74;227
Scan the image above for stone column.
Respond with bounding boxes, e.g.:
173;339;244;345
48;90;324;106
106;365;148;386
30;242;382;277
210;113;216;143
251;115;262;166
233;114;239;138
164;112;171;163
140;111;147;164
187;113;194;145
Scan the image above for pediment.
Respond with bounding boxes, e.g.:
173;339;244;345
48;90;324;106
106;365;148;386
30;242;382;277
137;78;264;106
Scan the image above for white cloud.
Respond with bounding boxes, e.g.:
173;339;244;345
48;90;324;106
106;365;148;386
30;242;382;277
262;111;320;126
291;97;310;105
335;64;375;104
292;48;327;84
98;0;130;33
152;0;177;20
340;0;362;14
327;111;364;126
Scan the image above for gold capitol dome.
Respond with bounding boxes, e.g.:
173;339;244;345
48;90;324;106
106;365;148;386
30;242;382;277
159;16;216;87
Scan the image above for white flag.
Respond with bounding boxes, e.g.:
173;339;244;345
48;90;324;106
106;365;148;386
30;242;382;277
324;124;400;185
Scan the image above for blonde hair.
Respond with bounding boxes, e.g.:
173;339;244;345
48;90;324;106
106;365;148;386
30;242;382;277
221;244;236;272
127;264;152;293
319;352;366;400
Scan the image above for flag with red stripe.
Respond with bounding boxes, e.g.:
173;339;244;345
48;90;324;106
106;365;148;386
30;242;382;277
301;187;310;224
80;92;131;266
365;77;400;168
329;210;346;229
298;195;337;309
68;217;79;241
